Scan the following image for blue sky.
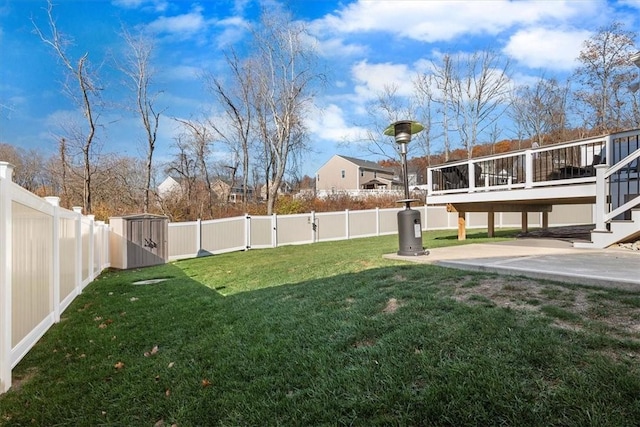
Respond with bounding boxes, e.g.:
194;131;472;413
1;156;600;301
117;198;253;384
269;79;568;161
1;0;639;179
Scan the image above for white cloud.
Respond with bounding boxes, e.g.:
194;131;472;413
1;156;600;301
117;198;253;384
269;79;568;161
146;6;208;37
163;65;202;81
306;104;367;143
351;61;414;99
315;0;585;42
504;28;592;71
112;0;168;12
313;35;367;59
215;16;249;47
620;0;640;8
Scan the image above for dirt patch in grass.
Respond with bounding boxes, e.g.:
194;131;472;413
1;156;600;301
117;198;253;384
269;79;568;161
11;367;38;392
382;298;403;314
447;276;640;348
353;339;376;348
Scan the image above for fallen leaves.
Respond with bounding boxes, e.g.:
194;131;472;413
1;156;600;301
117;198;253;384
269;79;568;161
144;345;159;357
153;419;177;427
96;317;114;329
201;379;211;387
114;361;125;370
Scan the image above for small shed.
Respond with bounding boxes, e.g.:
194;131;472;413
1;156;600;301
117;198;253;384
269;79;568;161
109;214;169;269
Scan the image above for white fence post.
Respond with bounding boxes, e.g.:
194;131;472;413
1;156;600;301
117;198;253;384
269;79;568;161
271;214;277;248
423;205;427;231
311;211;316;243
376;207;380;236
45;197;61;323
345;209;350;239
245;214;251;250
72;207;83;294
87;215;95;283
196;219;202;255
0;162;14;393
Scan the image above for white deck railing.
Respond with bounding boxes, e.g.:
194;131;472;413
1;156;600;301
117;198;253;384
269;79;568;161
428;129;640;233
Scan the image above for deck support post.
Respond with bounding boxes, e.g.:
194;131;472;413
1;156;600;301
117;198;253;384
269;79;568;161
542;211;549;230
458;211;466;240
487;211;495;237
521;211;528;234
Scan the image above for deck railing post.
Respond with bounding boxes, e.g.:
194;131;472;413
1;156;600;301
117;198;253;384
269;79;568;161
468;161;475;191
427;169;433;196
525;150;533;188
0;162;15;393
594;164;609;232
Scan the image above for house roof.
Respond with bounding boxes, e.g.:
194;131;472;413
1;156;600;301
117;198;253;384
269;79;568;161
336;155;393;173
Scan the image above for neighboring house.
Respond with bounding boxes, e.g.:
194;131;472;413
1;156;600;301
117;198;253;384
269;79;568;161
157;176;182;198
211;179;254;203
315;155;397;193
260;180;293;200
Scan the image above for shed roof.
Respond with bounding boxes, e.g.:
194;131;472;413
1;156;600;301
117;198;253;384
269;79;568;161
109;214;169;220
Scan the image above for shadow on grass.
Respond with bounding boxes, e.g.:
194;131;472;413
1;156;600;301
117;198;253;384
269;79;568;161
2;261;640;427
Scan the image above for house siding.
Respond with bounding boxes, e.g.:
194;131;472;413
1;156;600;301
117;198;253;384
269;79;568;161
316;155;360;192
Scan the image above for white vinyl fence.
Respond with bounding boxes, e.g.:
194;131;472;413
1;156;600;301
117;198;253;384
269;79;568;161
168;203;594;261
0;155;595;394
0;162;110;394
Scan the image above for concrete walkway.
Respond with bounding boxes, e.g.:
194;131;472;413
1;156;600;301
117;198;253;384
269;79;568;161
384;239;640;291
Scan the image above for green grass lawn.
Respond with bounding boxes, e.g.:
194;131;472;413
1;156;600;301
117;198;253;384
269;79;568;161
2;230;640;426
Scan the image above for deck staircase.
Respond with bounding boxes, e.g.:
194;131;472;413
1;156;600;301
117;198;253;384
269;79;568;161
575;209;640;249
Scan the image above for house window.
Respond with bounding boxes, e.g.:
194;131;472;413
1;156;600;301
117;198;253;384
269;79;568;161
360;169;364;177
374;171;377;178
341;170;345;178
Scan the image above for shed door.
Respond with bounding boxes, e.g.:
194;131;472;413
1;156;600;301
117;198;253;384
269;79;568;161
126;219;165;268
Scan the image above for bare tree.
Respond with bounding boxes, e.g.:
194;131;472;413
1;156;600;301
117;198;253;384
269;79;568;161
204;49;253;207
118;27;163;213
32;0;102;214
0;144;46;192
412;73;436;165
573;22;637;133
250;8;321;215
509;77;570;145
450;50;512;158
174;118;215;218
430;53;455;161
362;83;417;160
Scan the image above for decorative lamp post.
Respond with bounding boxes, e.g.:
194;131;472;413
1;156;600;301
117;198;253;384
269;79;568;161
383;120;428;256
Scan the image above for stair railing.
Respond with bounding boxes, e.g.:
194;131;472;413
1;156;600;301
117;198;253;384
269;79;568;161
594;143;640;231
